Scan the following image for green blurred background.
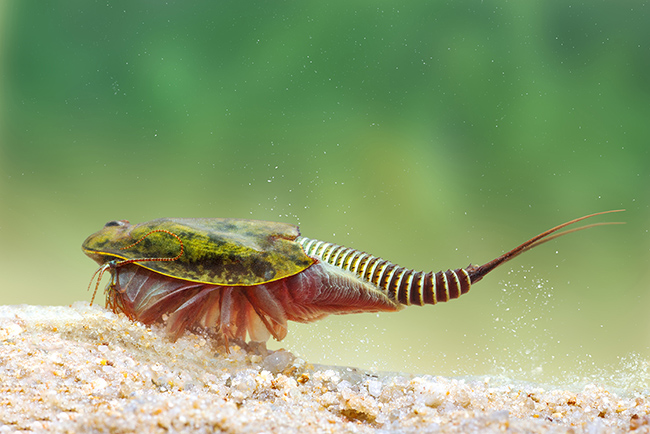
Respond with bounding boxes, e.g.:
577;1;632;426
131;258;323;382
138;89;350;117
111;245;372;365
1;1;648;385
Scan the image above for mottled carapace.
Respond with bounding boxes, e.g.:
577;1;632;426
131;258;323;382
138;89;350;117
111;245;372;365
82;211;623;348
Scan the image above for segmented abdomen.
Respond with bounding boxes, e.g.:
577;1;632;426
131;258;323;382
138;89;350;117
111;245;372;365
296;237;472;306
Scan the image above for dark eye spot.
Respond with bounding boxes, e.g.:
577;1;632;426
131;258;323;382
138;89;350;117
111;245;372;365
104;220;128;227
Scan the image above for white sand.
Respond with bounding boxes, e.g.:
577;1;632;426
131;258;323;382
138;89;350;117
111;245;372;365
0;303;648;433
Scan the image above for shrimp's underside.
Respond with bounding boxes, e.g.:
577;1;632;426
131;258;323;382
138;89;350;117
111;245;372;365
109;261;401;343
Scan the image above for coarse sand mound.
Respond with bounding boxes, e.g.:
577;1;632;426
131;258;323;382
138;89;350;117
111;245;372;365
1;303;648;433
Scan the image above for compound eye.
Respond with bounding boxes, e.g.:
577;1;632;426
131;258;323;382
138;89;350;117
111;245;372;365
104;220;129;227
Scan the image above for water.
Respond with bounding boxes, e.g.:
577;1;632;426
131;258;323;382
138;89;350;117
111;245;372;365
1;1;648;396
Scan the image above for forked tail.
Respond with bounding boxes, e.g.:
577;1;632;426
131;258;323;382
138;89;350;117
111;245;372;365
465;209;625;284
297;209;624;307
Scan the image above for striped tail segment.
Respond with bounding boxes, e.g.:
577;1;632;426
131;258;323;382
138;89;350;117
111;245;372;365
295;210;624;307
296;237;471;306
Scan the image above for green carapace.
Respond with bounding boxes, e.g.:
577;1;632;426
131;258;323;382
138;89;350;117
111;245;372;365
83;218;315;286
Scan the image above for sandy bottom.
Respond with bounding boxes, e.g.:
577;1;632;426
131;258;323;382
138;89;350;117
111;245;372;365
0;303;648;433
